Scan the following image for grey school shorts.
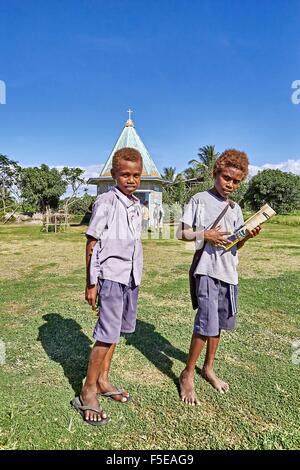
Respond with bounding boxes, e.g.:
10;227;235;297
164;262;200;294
194;275;238;337
93;275;139;344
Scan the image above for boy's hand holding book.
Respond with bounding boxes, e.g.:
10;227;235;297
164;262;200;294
247;225;262;238
204;225;231;247
236;224;262;249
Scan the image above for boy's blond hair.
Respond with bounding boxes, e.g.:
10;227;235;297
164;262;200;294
112;148;143;172
213;149;249;180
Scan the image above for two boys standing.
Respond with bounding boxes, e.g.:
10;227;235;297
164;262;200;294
71;147;260;425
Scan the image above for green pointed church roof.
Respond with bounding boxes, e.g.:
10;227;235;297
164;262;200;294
100;117;161;178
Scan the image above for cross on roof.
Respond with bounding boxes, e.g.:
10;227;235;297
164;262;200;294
127;108;133;120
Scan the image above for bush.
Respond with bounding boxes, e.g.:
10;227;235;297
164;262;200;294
60;194;96;215
245;169;300;214
231;181;250;208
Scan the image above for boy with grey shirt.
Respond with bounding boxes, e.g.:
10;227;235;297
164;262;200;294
177;149;261;405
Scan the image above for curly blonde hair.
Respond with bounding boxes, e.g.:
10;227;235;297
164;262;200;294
213;149;249;180
112;147;143;172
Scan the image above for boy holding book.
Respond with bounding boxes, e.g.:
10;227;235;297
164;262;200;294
177;149;261;405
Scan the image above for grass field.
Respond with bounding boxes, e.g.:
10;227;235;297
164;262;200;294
0;220;299;450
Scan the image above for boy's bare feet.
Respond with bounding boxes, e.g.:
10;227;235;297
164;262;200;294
201;367;229;394
97;379;130;403
179;369;200;406
81;385;108;422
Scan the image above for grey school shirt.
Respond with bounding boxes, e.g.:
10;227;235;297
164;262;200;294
181;190;244;285
86;186;143;286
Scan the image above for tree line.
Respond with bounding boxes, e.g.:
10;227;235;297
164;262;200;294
1;148;300;219
0;154;92;217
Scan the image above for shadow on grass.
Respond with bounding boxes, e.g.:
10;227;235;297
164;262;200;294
38;313;92;395
38;315;201;397
125;319;200;389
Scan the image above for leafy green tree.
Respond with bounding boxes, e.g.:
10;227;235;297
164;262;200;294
245;169;300;214
0;154;21;214
60;167;86;212
231;181;249;208
20;164;67;212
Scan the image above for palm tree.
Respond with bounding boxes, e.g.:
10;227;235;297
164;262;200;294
183;166;199;180
188;145;220;180
161;166;177;183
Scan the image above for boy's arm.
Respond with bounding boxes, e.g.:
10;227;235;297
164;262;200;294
176;223;198;241
237;225;262;250
176;223;231;246
85;236;98;310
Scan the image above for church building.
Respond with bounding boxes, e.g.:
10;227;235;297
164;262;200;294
88;112;163;218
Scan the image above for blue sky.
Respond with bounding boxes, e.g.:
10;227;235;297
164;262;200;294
1;0;300;189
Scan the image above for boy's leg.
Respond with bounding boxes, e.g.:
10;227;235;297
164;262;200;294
93;278;134;402
97;343;130;402
80;341;111;422
98;274;138;402
179;333;207;405
200;280;236;393
180;275;211;405
201;333;229;393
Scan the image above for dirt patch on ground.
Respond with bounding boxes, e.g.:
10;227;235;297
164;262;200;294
239;242;299;279
0;239;84;281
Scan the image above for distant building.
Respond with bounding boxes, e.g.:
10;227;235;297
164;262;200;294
88;113;163;223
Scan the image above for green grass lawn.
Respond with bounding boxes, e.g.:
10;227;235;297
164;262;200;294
0;221;299;450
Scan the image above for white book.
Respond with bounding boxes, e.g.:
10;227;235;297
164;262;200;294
225;203;276;250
